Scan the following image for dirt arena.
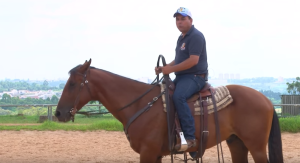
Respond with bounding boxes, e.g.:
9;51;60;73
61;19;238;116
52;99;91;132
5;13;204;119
0;131;299;163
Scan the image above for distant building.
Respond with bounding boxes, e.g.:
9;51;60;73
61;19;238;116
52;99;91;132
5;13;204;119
230;74;235;79
276;76;284;83
224;73;229;80
3;91;15;97
208;79;228;87
18;90;28;95
137;77;151;84
218;73;223;80
20;95;39;99
30;96;39;99
219;73;241;80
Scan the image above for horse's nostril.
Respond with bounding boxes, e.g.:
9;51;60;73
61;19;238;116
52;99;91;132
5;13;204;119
55;111;61;117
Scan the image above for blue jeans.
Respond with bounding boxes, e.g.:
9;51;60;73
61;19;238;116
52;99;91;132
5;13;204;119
172;74;206;140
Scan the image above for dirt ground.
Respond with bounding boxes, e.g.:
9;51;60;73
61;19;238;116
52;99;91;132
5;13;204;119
0;131;299;163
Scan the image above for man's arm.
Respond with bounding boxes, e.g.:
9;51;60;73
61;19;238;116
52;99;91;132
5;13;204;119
170;55;199;72
155;60;175;75
162;34;204;75
167;60;175;66
162;55;199;74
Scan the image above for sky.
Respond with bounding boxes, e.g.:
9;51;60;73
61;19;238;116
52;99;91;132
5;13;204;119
0;0;299;81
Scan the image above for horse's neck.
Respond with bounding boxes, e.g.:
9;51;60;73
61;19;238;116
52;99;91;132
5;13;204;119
91;69;154;124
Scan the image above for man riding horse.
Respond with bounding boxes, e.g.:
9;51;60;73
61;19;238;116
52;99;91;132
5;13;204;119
155;7;208;151
55;7;283;161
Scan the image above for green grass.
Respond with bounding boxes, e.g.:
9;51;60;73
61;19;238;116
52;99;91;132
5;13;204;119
66;115;116;124
0;114;113;124
0;115;40;123
279;116;300;133
1;115;300;133
0;118;123;131
0;114;123;131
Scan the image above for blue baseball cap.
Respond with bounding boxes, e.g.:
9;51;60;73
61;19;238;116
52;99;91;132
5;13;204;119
173;7;192;18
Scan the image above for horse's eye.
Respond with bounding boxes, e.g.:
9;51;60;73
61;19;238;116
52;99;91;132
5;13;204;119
70;82;75;86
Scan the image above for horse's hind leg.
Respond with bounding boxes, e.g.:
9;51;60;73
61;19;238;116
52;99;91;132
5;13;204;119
237;129;269;163
226;135;249;163
239;134;269;163
249;147;268;163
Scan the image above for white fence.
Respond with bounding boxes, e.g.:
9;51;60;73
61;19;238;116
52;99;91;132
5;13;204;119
0;104;104;121
1;104;300;121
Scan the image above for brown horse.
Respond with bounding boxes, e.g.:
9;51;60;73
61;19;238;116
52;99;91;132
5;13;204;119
55;59;284;163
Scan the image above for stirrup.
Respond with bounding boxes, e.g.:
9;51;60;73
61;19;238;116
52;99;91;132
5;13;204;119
176;132;188;151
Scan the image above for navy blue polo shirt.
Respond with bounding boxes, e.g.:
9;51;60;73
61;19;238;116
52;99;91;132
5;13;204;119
174;25;208;76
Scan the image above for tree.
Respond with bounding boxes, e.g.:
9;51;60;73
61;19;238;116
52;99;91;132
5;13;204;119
43;80;49;87
0;108;12;115
1;93;11;103
89;100;98;104
259;90;281;100
0;80;61;92
11;97;20;104
286;77;300;95
51;95;59;104
59;83;66;89
24;97;33;104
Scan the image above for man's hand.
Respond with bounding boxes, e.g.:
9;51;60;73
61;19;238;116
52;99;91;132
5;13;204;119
155;66;162;75
162;65;174;75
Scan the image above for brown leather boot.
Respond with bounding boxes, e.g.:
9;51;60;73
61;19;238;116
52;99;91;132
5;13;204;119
174;139;197;151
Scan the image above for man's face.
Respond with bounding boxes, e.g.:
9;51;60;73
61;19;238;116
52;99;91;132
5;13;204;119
175;14;192;33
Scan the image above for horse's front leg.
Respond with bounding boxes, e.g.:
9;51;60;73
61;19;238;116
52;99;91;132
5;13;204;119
139;146;162;163
156;156;163;163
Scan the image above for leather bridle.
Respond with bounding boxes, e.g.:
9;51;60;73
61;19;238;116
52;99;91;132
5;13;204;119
67;64;162;122
70;66;92;122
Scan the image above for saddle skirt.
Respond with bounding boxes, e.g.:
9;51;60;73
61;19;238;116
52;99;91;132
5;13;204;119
160;84;233;115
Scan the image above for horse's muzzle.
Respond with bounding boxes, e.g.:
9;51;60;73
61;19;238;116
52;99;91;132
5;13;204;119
55;110;61;117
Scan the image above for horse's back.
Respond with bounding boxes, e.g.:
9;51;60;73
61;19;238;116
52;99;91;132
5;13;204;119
226;84;274;112
224;84;274;142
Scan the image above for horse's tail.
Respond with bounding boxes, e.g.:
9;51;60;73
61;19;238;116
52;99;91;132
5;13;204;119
268;108;284;163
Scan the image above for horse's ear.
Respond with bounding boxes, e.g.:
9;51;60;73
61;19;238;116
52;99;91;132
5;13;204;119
87;58;92;65
79;59;92;73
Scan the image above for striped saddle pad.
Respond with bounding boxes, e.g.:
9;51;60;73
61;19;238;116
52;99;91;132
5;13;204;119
160;84;233;115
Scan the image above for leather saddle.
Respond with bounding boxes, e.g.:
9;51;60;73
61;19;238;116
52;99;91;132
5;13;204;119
162;76;218;160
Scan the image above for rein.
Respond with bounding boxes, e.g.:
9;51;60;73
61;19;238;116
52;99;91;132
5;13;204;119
70;55;167;137
69;64;165;122
121;55;170;139
117;76;164;111
117;54;168;112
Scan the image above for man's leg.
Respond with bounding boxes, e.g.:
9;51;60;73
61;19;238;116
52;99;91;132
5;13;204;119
172;74;205;141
